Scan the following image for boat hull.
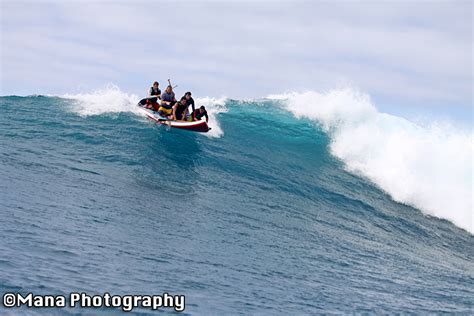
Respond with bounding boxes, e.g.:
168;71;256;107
136;105;210;133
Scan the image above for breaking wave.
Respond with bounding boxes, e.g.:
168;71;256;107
269;89;473;233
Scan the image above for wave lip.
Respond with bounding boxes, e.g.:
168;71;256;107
270;88;473;234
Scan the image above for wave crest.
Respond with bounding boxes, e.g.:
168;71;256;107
270;88;473;234
62;84;139;116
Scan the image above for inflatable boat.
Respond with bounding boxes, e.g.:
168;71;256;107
136;97;210;133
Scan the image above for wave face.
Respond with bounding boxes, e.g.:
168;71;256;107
0;90;473;314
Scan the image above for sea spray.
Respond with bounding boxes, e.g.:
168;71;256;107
194;96;228;138
62;84;140;116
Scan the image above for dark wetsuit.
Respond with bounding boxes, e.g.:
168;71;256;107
149;87;161;97
147;87;161;110
175;103;188;120
192;109;209;122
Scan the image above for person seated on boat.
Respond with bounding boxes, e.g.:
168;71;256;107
190;105;209;122
146;81;161;110
158;85;176;117
149;81;161;97
183;91;195;120
173;97;189;121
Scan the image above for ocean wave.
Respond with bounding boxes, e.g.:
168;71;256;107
269;88;473;234
55;85;473;232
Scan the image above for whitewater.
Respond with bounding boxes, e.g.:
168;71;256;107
0;86;473;314
271;89;473;234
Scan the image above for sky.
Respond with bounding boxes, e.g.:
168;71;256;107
1;0;472;122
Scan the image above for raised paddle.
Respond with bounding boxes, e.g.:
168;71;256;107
167;79;178;89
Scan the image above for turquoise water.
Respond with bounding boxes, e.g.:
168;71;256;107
0;95;472;314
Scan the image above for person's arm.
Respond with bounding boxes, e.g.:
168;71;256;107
191;100;195;120
172;104;178;120
204;111;209;123
161;95;170;106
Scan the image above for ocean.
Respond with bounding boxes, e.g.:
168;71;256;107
0;87;472;315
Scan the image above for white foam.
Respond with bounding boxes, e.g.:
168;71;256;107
62;84;140;116
270;88;473;234
195;96;228;138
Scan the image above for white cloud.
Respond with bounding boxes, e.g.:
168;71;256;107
1;0;472;119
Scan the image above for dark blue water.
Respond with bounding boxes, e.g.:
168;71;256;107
0;96;472;315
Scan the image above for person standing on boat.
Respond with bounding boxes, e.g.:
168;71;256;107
173;97;189;121
146;81;161;110
158;85;176;117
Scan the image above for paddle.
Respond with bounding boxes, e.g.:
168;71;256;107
167;79;178;89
